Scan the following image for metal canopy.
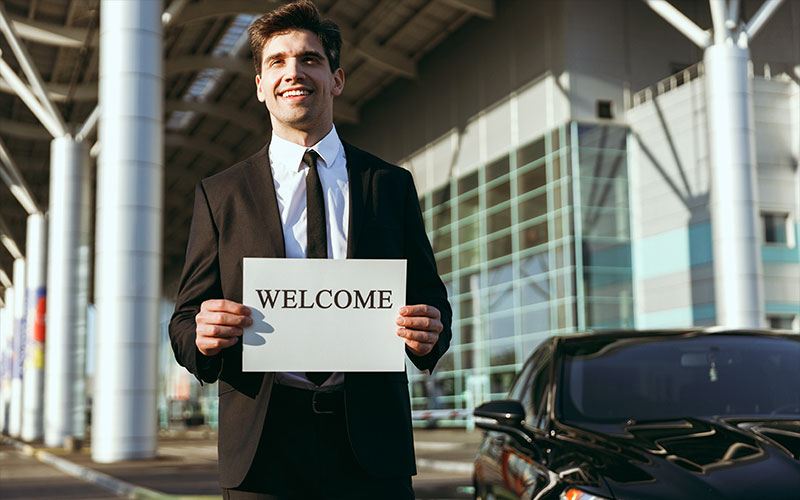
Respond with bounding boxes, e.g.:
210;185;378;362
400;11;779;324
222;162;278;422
0;0;493;294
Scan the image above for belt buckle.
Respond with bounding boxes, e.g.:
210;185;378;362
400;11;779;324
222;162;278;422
312;391;334;415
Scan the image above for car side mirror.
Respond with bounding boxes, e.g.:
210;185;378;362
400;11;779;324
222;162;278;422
473;400;534;446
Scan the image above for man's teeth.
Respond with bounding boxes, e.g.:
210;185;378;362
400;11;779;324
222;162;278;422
282;90;310;97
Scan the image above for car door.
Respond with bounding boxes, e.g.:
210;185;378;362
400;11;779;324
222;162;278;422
483;342;556;500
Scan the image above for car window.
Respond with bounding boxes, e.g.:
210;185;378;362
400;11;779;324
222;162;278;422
559;334;800;423
521;345;553;430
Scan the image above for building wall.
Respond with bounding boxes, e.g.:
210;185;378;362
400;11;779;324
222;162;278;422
628;74;800;328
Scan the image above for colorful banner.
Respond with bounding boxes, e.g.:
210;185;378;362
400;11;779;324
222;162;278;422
24;288;46;370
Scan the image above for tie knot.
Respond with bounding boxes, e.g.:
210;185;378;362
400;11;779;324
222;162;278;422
303;150;319;169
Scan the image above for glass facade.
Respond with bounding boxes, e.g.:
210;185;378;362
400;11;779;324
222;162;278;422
411;122;633;417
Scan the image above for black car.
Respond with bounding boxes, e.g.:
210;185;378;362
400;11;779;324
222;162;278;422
472;329;800;500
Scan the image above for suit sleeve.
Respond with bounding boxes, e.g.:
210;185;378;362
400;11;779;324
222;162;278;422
402;171;453;373
169;182;224;384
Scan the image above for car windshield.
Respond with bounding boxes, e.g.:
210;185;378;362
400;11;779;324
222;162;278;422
559;334;800;424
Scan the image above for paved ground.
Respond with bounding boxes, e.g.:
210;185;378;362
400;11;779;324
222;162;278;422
0;427;482;500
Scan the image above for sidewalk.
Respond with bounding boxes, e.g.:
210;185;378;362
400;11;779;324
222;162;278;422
1;427;482;499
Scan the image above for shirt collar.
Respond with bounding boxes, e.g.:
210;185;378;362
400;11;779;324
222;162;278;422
269;126;343;173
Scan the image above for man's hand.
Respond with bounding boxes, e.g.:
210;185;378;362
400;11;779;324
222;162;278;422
195;299;252;356
396;304;443;356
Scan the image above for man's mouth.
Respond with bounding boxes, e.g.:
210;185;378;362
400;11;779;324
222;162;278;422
280;89;312;97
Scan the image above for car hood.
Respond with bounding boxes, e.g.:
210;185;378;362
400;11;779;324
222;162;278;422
556;417;800;499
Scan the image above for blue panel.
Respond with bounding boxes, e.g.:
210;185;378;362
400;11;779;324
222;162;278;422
635;223;712;280
765;302;800;315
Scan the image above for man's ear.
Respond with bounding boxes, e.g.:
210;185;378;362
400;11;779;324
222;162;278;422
331;68;345;97
255;74;265;102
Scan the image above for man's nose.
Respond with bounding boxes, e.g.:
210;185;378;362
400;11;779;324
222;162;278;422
283;57;304;80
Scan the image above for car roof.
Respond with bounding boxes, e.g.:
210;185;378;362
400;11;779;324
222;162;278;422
551;328;800;346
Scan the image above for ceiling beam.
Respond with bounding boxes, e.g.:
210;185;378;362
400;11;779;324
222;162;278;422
438;0;494;19
166;98;267;132
8;1;418;79
0;118;49;140
8;12;93;48
166;55;253;77
165;133;234;166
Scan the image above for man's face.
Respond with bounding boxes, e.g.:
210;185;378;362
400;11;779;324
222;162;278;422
255;29;344;141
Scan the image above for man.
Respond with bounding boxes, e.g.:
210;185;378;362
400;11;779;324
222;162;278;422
168;1;452;498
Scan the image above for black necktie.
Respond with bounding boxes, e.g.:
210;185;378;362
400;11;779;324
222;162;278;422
303;150;331;386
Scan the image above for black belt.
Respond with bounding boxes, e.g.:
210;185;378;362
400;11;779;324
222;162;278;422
272;383;345;415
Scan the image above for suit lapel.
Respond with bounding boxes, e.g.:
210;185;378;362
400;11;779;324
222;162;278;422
244;141;286;258
344;141;370;258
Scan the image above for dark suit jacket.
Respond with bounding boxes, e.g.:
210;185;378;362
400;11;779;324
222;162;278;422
168;141;452;488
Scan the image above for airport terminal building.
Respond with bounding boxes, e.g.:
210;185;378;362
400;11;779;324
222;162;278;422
0;0;798;450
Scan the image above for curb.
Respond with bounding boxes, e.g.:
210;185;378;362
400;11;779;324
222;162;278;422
1;436;220;500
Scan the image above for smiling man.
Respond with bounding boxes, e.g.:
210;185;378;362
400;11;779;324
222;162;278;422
168;1;452;499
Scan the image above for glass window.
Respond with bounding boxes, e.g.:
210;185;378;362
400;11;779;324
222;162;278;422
520;250;549;278
460;321;475;344
487;207;511;234
419;195;429;213
521;353;552;429
518;165;547;194
490;340;516;365
560;335;800;423
488;283;514;312
489;314;515;341
433;204;451;229
459;296;474;320
522;306;551;333
768;315;796;330
582;241;631;267
459;171;479;195
579;150;627;179
488;263;514;286
519;220;548;250
487;155;510;182
487;180;511;207
458;219;479;244
461;347;476;369
551;129;561;152
433;229;451;252
551;153;563;182
581;178;627;208
578;124;626;150
519;191;547;222
459;244;481;268
488;233;512;260
436;254;452;276
458;194;479;219
583;208;629;239
517;138;545;167
521;276;549;306
459;272;484;293
763;213;789;245
491;370;516;394
584;269;633;298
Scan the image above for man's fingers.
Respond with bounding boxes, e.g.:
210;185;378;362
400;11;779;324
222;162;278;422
196;310;253;328
396;315;442;332
197;336;238;356
396;327;438;345
201;299;251;316
398;304;440;319
196;324;245;339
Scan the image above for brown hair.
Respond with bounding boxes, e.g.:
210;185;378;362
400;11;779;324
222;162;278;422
247;0;342;75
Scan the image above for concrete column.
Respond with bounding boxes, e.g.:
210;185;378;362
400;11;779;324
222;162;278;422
8;257;25;437
21;213;46;441
44;138;90;447
93;0;163;462
704;44;764;328
0;301;9;433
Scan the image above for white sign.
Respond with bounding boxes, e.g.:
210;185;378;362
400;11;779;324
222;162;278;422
242;258;407;372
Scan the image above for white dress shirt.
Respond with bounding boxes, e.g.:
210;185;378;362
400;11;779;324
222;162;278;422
269;126;348;390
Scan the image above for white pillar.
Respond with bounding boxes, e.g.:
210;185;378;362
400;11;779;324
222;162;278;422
8;257;25;437
21;213;46;441
704;44;764;328
44;138;90;447
0;302;9;433
93;0;163;462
